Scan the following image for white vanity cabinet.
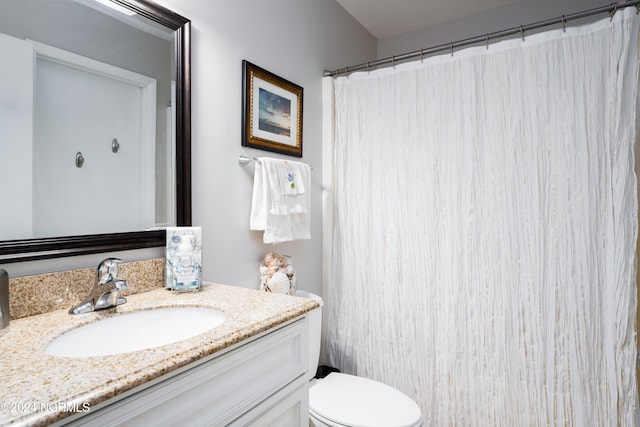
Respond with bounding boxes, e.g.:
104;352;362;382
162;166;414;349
59;317;309;426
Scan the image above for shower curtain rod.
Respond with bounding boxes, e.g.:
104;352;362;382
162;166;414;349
324;0;640;77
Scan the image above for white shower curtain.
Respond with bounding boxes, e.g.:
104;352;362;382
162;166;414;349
323;8;639;426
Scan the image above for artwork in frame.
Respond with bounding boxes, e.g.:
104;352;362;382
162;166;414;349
242;60;303;157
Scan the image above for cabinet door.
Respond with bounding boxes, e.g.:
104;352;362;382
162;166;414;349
230;382;309;427
61;318;308;426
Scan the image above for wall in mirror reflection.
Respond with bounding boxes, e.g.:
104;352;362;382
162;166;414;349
0;0;176;240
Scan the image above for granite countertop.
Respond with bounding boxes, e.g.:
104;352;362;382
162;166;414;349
0;282;318;426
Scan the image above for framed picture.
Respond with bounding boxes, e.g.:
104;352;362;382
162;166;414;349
242;60;303;157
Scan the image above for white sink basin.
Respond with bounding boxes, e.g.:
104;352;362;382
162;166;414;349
46;307;226;358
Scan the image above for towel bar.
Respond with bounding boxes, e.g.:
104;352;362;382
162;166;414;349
238;155;313;170
238;155;257;166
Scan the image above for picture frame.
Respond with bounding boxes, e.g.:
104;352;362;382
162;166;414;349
242;60;303;157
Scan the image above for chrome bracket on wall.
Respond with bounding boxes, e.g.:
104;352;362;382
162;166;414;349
75;151;85;168
112;138;120;153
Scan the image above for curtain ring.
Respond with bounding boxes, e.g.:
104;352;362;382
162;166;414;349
561;15;566;32
520;25;525;42
391;55;396;68
420;49;425;63
366;61;370;73
450;42;454;57
610;2;618;20
485;34;490;50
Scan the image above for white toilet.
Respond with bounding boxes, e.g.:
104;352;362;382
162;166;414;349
296;291;424;427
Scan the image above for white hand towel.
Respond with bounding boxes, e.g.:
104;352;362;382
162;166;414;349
278;160;306;197
250;157;311;244
264;159;309;216
249;160;269;231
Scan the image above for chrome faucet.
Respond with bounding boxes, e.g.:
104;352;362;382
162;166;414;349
69;258;128;315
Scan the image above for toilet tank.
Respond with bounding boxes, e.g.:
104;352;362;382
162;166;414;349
295;290;323;379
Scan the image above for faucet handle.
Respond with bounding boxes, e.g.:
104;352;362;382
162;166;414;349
97;258;122;284
114;279;128;291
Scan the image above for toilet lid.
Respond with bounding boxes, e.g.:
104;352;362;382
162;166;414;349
309;373;423;427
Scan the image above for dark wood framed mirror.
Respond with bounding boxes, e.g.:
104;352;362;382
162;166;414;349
0;0;191;263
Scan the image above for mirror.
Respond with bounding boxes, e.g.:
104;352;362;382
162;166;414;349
0;0;191;262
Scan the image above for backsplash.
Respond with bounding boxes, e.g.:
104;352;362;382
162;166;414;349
8;258;164;320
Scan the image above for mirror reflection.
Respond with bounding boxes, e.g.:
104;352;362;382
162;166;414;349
0;0;176;240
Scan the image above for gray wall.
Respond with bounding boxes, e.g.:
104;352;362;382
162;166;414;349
3;0;616;292
148;0;376;296
3;0;375;300
378;0;608;59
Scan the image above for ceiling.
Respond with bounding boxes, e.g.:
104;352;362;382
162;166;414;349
335;0;521;39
